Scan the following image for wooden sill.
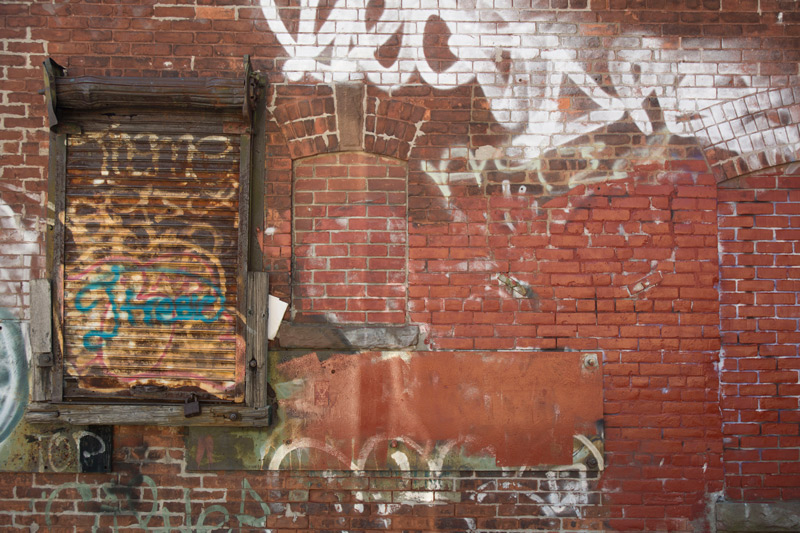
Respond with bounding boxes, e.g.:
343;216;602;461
24;402;271;427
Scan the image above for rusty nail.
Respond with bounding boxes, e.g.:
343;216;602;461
583;354;599;370
228;412;240;421
249;359;258;369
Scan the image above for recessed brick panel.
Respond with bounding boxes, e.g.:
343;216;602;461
293;152;408;324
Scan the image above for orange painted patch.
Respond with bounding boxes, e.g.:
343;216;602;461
277;351;603;467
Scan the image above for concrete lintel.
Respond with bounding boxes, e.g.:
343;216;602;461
277;323;419;351
716;501;800;532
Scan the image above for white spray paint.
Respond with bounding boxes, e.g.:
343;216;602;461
262;0;763;173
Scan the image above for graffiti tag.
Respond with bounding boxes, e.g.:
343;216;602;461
44;475;269;532
75;265;225;351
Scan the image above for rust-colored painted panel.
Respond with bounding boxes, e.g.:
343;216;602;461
269;350;602;469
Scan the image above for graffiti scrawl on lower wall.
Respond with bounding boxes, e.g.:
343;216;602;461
40;469;598;531
43;475;270;531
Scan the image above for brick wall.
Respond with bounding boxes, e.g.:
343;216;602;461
719;168;800;501
1;0;800;531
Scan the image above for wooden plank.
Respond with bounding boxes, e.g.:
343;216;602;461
248;76;267;273
58;109;240;135
25;403;270;427
43;59;64;128
30;279;52;403
30;279;52;354
236;133;251;404
45;132;58;277
245;272;269;408
54;76;246;112
30;361;52;404
50;133;66;402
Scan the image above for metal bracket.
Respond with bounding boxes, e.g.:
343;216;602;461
583;353;599;370
42;58;65;129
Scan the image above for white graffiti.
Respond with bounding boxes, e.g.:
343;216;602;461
0;189;39;443
261;0;761;163
521;467;594;518
266;434;465;472
0;191;40;310
0;312;27;443
266;435;466;505
265;433;602;512
422;141;630;201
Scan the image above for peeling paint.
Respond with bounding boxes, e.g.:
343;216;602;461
188;350;602;471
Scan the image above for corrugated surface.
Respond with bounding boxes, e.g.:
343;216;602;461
62;114;242;402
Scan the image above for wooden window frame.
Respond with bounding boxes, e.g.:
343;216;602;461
26;58;271;427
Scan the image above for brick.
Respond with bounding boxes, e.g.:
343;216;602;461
3;5;800;531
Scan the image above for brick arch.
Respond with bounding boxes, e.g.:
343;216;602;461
688;87;800;183
269;83;428;161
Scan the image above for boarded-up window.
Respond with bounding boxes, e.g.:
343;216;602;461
63;120;243;402
28;58;270;426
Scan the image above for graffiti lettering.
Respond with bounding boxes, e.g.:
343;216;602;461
75;265;225;351
44;475;270;532
21;428;102;472
73;132;236;179
262;0;761;157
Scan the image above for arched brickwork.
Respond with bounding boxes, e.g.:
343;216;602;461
270;83;428;161
691;88;800;184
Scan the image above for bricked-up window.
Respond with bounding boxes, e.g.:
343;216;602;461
26;59;271;427
293;153;408;324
